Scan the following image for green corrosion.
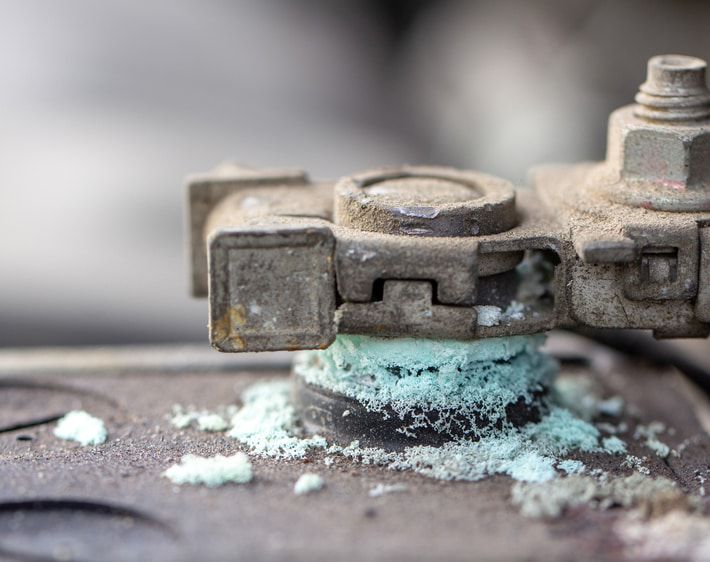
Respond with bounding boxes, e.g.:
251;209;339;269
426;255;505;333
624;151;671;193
228;380;327;459
294;334;557;437
223;334;630;484
329;406;603;483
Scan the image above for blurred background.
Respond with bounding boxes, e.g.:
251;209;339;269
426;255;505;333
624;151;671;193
1;0;710;347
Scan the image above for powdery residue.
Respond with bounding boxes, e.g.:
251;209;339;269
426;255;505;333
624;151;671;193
597;396;625;417
602;436;628;455
294;473;324;495
226;377;624;484
294;335;557;440
162;453;252;487
616;509;710;560
369;483;408;497
169;404;237;432
554;374;624;422
511;474;681;518
556;460;586;475
228;380;327;459
512;475;599;518
226;334;632;485
328;406;603;484
635;422;673;459
197;414;231;432
54;410;107;446
503;301;526;321
622;455;651;476
475;305;502;327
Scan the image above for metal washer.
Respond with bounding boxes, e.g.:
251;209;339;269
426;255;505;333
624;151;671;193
334;166;518;237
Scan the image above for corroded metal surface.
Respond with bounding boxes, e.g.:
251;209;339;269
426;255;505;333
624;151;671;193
187;55;710;352
0;340;708;561
294;377;547;451
334;167;517;237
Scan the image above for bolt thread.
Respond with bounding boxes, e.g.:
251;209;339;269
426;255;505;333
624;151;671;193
634;54;710;122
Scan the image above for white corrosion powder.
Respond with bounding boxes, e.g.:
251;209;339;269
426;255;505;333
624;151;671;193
228;380;327;459
54;410;107;446
294;473;325;495
369;483;409;497
227;380;626;484
162;453;253;487
169;404;237;432
225;335;630;484
294;334;557;440
512;473;680;518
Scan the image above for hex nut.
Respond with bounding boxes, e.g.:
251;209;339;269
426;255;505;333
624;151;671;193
608;107;709;188
599;55;710;211
601;106;710;211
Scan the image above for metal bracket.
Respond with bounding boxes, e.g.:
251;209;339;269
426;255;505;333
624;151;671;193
187;55;710;351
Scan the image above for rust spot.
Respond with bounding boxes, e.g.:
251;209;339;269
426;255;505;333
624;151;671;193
229;333;246;351
230;304;247;325
212;305;247;350
285;336;307;352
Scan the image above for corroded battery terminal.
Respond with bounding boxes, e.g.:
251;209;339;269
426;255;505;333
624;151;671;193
189;56;710;352
187;54;710;448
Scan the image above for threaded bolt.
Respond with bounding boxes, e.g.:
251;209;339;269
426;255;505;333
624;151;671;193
635;54;710;122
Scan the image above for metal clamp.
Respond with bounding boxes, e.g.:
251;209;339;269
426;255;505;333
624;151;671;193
188;55;710;352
